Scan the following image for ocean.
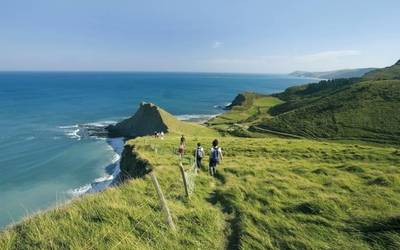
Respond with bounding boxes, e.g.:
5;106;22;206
0;72;315;228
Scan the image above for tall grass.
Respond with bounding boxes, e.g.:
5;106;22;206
2;133;398;249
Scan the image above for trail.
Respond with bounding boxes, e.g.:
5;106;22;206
206;169;241;250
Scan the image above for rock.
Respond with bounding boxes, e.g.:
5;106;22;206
106;102;169;138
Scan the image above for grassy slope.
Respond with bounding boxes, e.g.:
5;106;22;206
207;93;284;137
363;62;400;81
254;62;400;142
158;107;219;137
1;130;400;249
261;80;400;141
0;138;226;249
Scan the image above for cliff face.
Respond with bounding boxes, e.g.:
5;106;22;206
107;102;168;138
119;144;152;180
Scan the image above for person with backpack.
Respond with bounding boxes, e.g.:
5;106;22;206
194;143;204;170
209;139;223;176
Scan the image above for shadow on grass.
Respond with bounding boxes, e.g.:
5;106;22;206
348;216;400;248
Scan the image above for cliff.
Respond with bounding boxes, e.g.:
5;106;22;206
119;144;152;180
107;102;168;138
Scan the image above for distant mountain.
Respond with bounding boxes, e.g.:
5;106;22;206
254;60;400;143
290;68;377;79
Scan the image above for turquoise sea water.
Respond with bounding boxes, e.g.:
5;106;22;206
0;72;315;228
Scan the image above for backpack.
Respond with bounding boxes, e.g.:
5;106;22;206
196;147;204;159
211;147;220;163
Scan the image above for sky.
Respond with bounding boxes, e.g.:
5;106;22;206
0;0;399;73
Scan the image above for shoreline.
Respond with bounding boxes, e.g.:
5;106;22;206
68;137;125;197
0;111;223;230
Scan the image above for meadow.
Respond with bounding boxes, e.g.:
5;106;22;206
1;133;399;249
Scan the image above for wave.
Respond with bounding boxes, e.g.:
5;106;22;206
213;102;231;110
68;137;124;197
59;119;125;197
59;119;118;140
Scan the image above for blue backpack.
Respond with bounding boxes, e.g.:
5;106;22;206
211;147;220;163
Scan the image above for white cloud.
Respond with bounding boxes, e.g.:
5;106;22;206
212;41;223;49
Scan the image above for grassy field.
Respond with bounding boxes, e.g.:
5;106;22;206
1;132;399;249
207;95;284;137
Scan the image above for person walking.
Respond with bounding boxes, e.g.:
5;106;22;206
178;135;186;160
194;143;204;170
209;139;223;176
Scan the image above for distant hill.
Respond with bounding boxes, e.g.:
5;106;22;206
290;68;377;79
225;92;267;110
107;102;217;138
256;60;400;142
362;60;400;81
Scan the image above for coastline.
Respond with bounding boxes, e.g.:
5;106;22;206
69;112;220;196
68;137;125;197
65;109;224;196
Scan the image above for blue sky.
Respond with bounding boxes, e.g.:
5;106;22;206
1;0;399;73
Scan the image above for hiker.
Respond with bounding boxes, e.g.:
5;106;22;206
209;139;223;176
178;135;185;159
160;131;164;139
180;135;185;145
194;143;205;170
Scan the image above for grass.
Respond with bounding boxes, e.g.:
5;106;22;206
0;136;226;249
207;95;283;137
260;79;400;142
256;61;400;142
1;132;399;249
363;62;400;81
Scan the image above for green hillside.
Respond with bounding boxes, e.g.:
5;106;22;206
254;61;400;143
363;60;400;81
207;93;283;137
1;131;399;249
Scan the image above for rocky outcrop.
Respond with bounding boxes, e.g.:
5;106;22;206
107;102;168;138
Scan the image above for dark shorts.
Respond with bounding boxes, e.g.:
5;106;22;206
209;160;218;167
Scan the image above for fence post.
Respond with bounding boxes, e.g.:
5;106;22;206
150;171;176;231
179;162;189;198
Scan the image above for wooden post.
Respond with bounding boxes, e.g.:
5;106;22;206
150;171;176;231
179;162;189;197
